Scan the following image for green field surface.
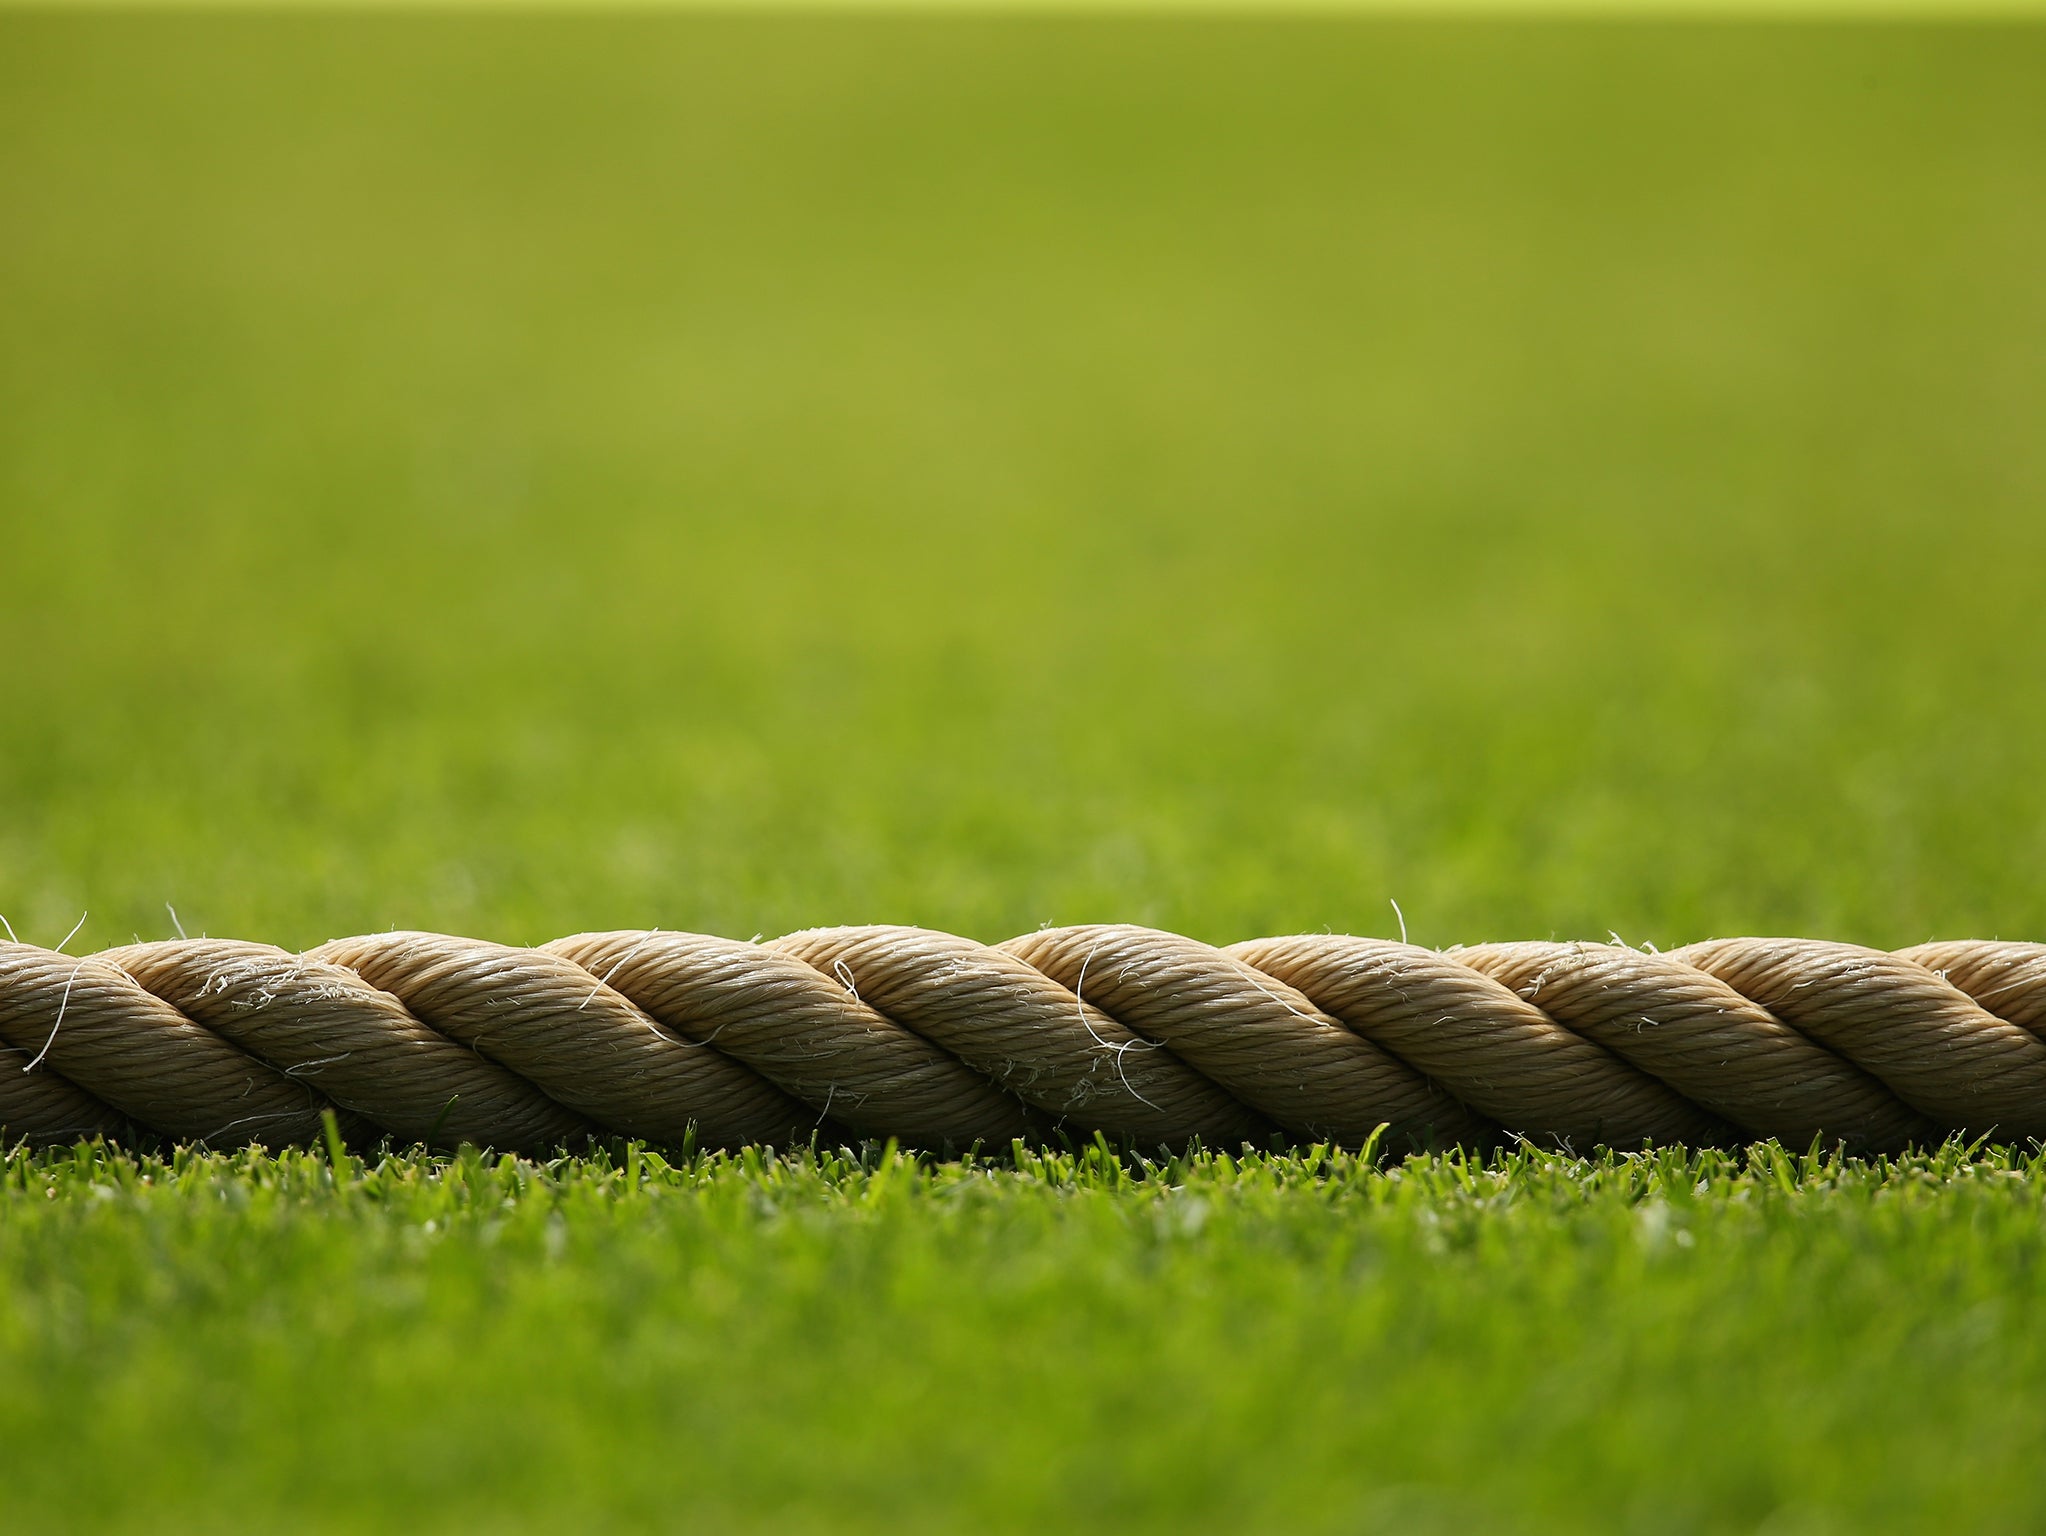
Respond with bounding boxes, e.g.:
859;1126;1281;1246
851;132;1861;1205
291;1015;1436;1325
3;15;2045;1533
7;1139;2046;1534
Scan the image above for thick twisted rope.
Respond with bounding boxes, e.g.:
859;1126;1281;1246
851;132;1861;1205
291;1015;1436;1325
3;927;2043;1155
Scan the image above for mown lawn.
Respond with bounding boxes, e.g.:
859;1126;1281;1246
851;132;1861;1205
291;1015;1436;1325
7;1138;2046;1534
3;13;2045;1532
4;15;2044;952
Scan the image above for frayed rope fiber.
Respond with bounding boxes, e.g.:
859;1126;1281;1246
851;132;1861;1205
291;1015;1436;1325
3;927;2044;1154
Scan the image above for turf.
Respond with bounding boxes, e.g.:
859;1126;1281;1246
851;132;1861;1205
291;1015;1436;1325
3;1137;2046;1529
9;1138;2046;1534
4;16;2045;953
3;13;2046;1533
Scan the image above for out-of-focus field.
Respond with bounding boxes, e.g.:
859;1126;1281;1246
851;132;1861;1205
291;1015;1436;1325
3;16;2043;955
4;17;2046;1533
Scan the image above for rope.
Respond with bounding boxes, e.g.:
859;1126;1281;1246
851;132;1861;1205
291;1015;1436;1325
3;926;2043;1154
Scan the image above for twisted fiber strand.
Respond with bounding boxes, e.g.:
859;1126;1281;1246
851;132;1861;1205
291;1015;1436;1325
3;927;2045;1154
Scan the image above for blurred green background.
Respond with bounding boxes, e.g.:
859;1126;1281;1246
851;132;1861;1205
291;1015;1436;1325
2;15;2043;952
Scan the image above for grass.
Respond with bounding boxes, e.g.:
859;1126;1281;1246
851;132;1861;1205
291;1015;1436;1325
7;1137;2046;1534
3;12;2046;1532
4;15;2045;954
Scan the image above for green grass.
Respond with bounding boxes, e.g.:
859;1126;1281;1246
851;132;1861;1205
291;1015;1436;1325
4;14;2046;1532
8;1138;2046;1534
4;15;2045;954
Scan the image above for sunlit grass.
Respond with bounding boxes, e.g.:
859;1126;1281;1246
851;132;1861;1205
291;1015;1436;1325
8;1138;2046;1532
3;17;2044;954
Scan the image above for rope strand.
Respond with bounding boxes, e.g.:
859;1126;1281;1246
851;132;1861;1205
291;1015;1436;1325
3;928;2042;1154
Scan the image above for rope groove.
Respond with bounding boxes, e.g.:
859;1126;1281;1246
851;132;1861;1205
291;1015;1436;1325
3;927;2043;1155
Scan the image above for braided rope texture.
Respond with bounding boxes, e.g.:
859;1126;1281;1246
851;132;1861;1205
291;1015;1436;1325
3;927;2044;1154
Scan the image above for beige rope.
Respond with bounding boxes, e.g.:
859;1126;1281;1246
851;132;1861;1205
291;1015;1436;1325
3;927;2043;1154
